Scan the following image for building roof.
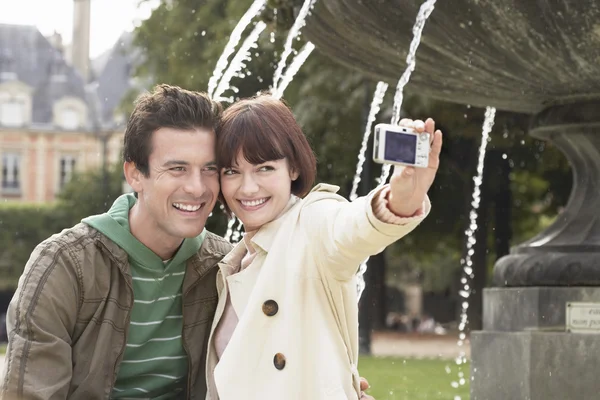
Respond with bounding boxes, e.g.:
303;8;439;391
0;23;139;130
94;31;141;123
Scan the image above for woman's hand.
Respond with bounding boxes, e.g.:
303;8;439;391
387;118;442;217
360;377;375;399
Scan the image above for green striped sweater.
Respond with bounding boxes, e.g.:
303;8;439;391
83;194;206;399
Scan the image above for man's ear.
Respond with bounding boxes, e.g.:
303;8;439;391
124;161;144;193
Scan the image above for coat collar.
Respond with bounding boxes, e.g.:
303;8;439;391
249;195;301;253
249;183;341;253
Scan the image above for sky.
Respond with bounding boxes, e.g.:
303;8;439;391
1;0;160;58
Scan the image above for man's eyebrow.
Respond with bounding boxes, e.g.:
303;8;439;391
162;160;190;167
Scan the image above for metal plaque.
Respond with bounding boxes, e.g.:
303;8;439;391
566;302;600;333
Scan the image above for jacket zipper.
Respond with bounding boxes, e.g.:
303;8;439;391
111;281;133;395
98;241;134;399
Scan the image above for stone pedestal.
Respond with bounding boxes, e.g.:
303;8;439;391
469;102;600;399
471;287;600;400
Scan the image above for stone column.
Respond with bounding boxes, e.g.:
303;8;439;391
471;101;600;399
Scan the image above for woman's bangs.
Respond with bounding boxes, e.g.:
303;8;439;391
220;109;286;167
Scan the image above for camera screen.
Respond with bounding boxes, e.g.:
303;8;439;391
384;130;417;164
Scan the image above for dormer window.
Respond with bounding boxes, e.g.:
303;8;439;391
0;97;25;127
61;108;79;130
54;97;86;130
0;81;33;127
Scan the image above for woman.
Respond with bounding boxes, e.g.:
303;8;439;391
205;95;442;399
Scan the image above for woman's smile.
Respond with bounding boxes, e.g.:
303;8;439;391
238;197;271;211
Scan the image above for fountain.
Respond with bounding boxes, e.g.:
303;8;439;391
207;0;266;97
290;1;600;399
216;0;319;243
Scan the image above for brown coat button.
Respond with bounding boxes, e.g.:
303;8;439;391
273;353;286;370
262;300;279;316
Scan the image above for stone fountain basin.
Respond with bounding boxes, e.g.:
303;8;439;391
302;0;600;114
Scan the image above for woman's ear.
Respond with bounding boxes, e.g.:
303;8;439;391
290;169;299;181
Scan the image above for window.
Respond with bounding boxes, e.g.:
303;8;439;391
0;99;24;127
61;108;79;130
1;153;21;193
59;155;77;188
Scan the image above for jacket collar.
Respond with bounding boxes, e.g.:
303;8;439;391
249;195;301;253
93;226;231;289
216;239;246;272
95;228;130;274
184;233;232;293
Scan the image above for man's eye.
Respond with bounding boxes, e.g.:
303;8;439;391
171;167;185;172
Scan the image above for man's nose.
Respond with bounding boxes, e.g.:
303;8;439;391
183;170;206;197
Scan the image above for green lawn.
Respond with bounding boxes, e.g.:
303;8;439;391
359;356;470;400
0;348;469;398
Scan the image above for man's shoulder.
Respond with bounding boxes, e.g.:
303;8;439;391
38;222;104;250
18;223;112;295
32;222;122;270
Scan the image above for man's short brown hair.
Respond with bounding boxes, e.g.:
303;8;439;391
123;84;222;176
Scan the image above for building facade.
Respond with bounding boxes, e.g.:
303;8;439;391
0;1;139;203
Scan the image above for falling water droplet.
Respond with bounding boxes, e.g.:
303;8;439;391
272;0;319;89
207;0;267;97
451;107;496;394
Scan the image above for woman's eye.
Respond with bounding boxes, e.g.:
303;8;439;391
258;165;274;172
222;169;236;175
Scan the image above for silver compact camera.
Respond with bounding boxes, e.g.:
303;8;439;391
372;123;430;168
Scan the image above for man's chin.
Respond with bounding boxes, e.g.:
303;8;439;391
174;225;206;239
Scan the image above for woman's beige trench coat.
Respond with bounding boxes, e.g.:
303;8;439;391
206;183;430;400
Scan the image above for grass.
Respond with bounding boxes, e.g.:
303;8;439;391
359;356;470;400
0;348;470;398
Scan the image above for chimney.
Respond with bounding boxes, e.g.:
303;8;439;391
71;0;91;82
47;31;64;53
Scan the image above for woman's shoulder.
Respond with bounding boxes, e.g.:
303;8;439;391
301;183;348;205
295;183;350;222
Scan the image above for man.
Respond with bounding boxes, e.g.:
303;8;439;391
0;84;375;400
1;85;229;399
